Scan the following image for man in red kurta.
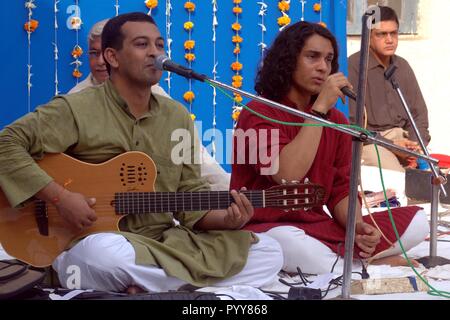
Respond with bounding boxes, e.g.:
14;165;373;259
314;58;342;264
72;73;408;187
230;21;428;274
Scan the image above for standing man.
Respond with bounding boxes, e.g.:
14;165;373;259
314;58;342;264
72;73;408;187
348;6;430;172
0;12;282;293
69;18;230;191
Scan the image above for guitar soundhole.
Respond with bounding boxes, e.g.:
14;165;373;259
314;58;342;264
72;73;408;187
120;163;148;186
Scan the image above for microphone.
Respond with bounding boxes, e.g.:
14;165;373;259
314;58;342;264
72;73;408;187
155;55;206;82
341;86;357;101
384;64;397;81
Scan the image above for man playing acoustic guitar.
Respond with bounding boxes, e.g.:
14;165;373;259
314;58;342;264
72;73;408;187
0;12;283;294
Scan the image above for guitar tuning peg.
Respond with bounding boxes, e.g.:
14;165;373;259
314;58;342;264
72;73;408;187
304;177;310;184
290;180;300;184
281;179;287;184
283;209;290;213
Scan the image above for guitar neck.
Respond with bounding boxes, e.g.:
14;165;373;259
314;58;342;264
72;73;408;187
114;190;265;214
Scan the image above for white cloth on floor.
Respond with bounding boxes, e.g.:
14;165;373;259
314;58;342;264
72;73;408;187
52;232;283;293
264;209;429;275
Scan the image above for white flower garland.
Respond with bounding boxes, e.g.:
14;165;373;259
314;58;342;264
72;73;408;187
165;0;173;95
211;0;218;158
257;1;268;58
25;0;36;112
115;0;120;16
300;0;307;21
53;0;60;96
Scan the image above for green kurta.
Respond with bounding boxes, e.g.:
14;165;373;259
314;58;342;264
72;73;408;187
0;80;254;286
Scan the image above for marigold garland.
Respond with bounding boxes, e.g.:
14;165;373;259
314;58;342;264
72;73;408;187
184;1;195;11
183;91;195;103
70;1;82;80
231;0;243;121
313;2;321;12
277;0;291;29
24;19;39;32
145;0;158;9
183;1;196;119
145;0;158;15
24;0;37;113
71;45;83;59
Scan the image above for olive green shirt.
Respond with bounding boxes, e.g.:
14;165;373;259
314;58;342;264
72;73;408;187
0;80;254;286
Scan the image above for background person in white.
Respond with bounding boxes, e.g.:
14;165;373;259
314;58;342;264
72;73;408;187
69;19;230;191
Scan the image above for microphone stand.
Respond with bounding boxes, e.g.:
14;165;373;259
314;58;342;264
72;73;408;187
384;66;449;268
158;20;442;297
339;10;373;299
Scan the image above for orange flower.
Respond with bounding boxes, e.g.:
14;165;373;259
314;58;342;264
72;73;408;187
72;69;83;78
232;35;243;43
232;6;242;14
232;110;241;121
231;62;243;71
184;40;195;50
184;21;194;30
233;0;242;4
184;1;195;12
71;45;83;59
183;91;195;103
190;113;196;121
24;19;39;32
231;23;242;31
185;53;196;62
232;75;243;82
145;0;158;9
277;15;291;27
70;17;82;29
278;1;290;12
318;21;327;28
233;45;241;55
234;94;243;103
232;81;243;88
313;3;322;12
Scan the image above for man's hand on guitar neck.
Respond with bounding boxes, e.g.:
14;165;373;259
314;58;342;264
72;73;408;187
194;188;254;231
36;181;97;231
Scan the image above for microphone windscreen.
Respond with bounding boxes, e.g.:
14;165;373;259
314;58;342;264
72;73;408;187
155;55;169;71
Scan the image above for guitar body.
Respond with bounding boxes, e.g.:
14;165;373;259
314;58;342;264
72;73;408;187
0;152;157;267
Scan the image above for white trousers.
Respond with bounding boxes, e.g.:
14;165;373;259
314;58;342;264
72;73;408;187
264;209;429;275
52;233;283;293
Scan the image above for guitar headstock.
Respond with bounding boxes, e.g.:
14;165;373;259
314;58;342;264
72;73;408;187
264;179;325;211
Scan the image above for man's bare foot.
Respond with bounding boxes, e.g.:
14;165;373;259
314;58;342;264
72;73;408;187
370;255;420;267
125;285;146;295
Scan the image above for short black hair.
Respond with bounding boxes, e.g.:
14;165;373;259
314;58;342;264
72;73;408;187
101;12;156;73
255;21;339;102
376;6;399;26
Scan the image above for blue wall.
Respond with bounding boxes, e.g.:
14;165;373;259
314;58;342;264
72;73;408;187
0;0;348;171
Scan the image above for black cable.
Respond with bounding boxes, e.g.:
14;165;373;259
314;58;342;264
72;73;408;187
296;266;313;285
212;293;236;300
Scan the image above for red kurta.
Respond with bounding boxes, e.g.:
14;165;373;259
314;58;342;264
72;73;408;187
230;97;420;257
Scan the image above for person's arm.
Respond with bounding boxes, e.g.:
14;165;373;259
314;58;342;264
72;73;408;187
0;97;97;230
271;73;352;184
332;196;381;258
35;181;97;230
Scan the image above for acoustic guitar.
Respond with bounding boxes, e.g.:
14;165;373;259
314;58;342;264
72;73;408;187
0;152;325;267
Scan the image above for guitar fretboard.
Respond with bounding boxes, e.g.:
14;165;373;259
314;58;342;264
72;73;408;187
114;191;265;214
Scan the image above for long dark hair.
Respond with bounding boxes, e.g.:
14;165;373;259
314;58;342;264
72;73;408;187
255;21;339;101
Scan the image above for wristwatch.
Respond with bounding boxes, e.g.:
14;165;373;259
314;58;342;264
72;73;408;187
310;109;328;120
